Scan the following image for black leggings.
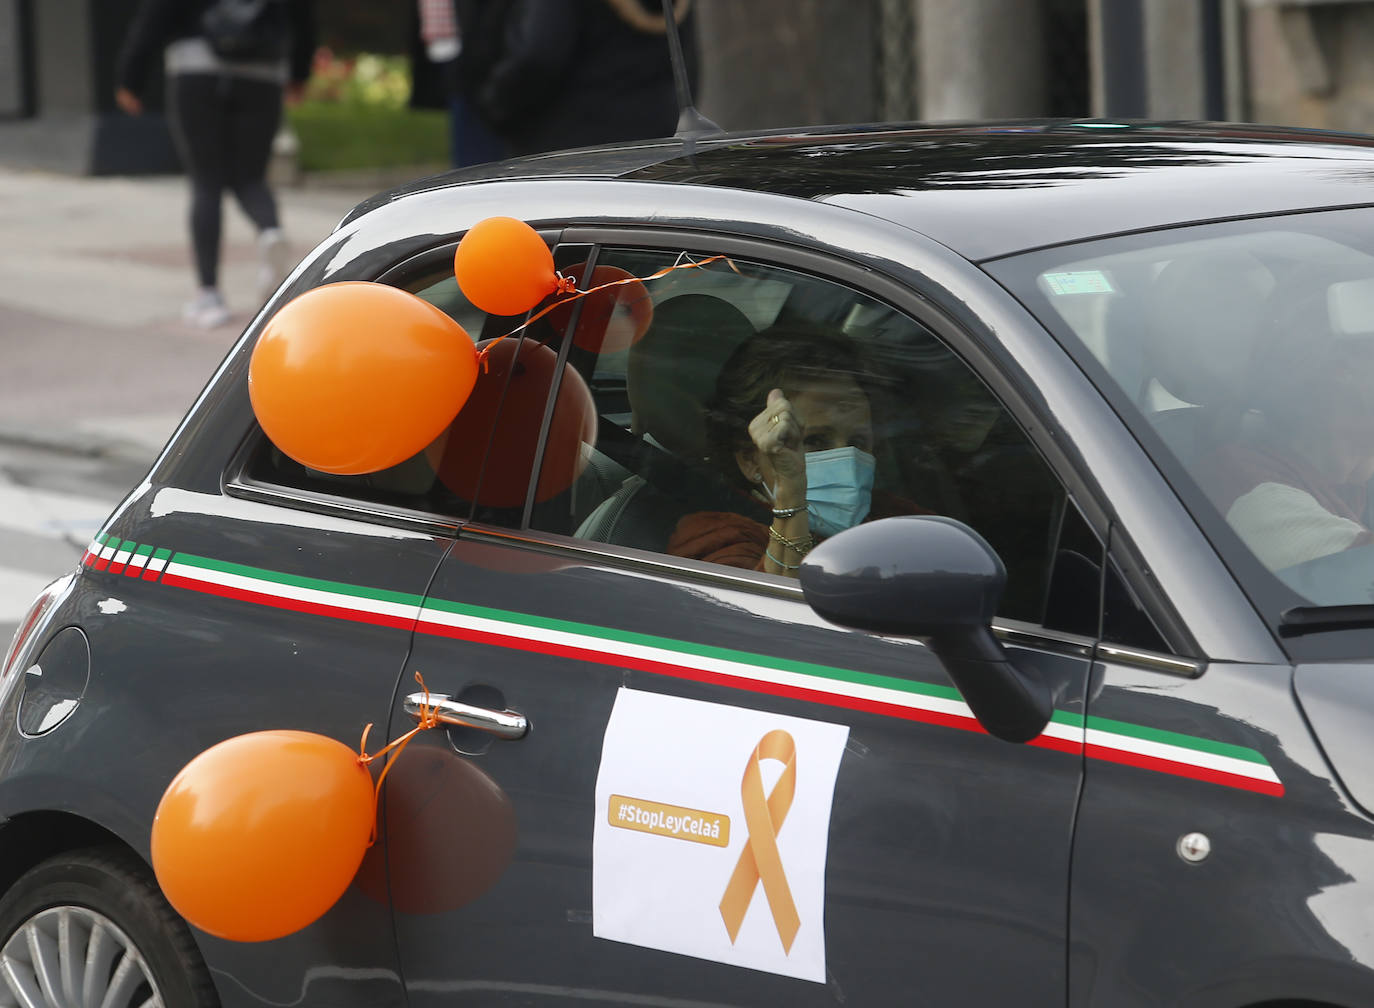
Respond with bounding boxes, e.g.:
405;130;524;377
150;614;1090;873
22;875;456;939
166;73;283;289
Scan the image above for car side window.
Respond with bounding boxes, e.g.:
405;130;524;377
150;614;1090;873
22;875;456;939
239;251;552;523
527;247;1085;628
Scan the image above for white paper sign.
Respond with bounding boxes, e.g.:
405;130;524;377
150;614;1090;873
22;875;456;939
593;688;849;983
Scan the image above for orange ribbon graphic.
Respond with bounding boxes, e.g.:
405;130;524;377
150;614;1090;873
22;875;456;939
719;729;800;953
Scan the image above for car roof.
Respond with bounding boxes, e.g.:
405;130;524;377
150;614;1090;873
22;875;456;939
356;120;1374;262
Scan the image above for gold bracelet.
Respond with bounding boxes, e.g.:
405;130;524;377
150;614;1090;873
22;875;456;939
768;524;814;554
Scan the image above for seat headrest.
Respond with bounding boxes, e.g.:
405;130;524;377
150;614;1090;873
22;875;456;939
1147;251;1274;408
627;294;755;463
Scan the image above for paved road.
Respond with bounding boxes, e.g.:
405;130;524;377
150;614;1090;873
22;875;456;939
0;166;386;648
0;441;137;647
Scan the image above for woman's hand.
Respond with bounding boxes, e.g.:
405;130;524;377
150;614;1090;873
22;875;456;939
115;88;143;116
748;388;806;506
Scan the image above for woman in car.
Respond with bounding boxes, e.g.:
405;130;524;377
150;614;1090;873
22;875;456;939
668;324;919;576
1208;330;1374;572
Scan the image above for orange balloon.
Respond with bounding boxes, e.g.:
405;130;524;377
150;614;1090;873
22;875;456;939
151;730;375;943
249;282;477;475
453;216;558;317
429;338;597;509
546;263;654;355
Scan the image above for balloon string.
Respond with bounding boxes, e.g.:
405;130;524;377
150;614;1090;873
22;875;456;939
476;253;737;371
357;671;441;847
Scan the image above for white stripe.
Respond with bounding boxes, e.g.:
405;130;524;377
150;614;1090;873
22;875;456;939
126;552;150;572
167;562;421;623
169;563;1285;776
415;605;979;720
111;549;132;568
145;556;167;574
1039;719;1083;744
1086;728;1279;783
98;545;116;562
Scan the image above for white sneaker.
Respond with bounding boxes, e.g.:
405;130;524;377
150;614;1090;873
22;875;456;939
257;228;291;300
183;288;231;329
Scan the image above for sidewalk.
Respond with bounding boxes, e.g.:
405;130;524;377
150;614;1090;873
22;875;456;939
0;167;394;467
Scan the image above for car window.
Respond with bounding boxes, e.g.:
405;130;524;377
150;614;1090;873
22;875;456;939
238;248;576;525
993;209;1374;614
524;247;1090;629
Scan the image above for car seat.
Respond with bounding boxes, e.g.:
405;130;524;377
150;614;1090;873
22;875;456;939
1143;250;1275;467
577;294;756;549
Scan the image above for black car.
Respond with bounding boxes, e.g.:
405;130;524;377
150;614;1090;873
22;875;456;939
6;120;1374;1007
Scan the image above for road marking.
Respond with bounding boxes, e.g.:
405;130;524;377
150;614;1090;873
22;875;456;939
0;567;56;624
0;480;113;542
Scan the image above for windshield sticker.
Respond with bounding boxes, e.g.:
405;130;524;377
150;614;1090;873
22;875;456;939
593;688;847;983
1043;270;1114;295
81;535;1284;797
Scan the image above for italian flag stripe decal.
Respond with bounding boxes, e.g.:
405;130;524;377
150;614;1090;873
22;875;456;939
80;544;1283;796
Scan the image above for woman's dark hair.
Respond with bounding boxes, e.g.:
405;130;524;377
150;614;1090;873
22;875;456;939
703;322;870;482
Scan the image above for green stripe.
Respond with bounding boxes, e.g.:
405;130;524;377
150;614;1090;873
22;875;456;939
420;596;962;704
174;553;426;609
133;544;155;558
159;551;1269;765
1087;715;1265;764
153;548;172;561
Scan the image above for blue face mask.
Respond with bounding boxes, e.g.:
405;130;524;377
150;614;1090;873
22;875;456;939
804;446;876;537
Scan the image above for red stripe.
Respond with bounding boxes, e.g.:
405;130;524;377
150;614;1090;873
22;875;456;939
92;553;110;571
152;568;1277;795
142;564;162;581
1029;733;1083;756
108;560;126;575
1086;743;1284;796
123;561;145;578
161;573;417;632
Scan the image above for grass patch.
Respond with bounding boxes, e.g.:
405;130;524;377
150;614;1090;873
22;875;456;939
287;102;448;173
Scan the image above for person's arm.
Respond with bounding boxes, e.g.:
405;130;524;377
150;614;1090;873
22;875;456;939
1228;481;1373;570
114;0;177;99
474;0;581;130
749;389;813;578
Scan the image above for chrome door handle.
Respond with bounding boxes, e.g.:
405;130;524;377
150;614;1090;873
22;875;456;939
404;692;529;741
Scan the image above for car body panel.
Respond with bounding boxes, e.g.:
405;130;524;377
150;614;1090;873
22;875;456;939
1;485;459;1006
1072;657;1374;1007
392;533;1089;1005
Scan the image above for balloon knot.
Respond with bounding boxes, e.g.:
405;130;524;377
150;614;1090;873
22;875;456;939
554;273;578;296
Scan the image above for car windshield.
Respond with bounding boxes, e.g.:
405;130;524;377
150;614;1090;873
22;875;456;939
990;207;1374;614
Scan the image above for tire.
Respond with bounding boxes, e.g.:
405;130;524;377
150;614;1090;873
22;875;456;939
0;846;217;1007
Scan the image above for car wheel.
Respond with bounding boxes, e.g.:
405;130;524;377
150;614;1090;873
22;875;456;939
0;846;217;1007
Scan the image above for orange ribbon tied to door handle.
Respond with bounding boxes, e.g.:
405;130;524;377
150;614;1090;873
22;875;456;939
719;729;800;953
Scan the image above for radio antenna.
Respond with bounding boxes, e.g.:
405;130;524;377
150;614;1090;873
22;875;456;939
660;0;721;142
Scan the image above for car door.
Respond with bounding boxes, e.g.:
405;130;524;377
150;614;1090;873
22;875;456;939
387;238;1101;1004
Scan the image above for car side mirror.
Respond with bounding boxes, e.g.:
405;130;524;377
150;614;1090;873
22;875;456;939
799;515;1052;744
